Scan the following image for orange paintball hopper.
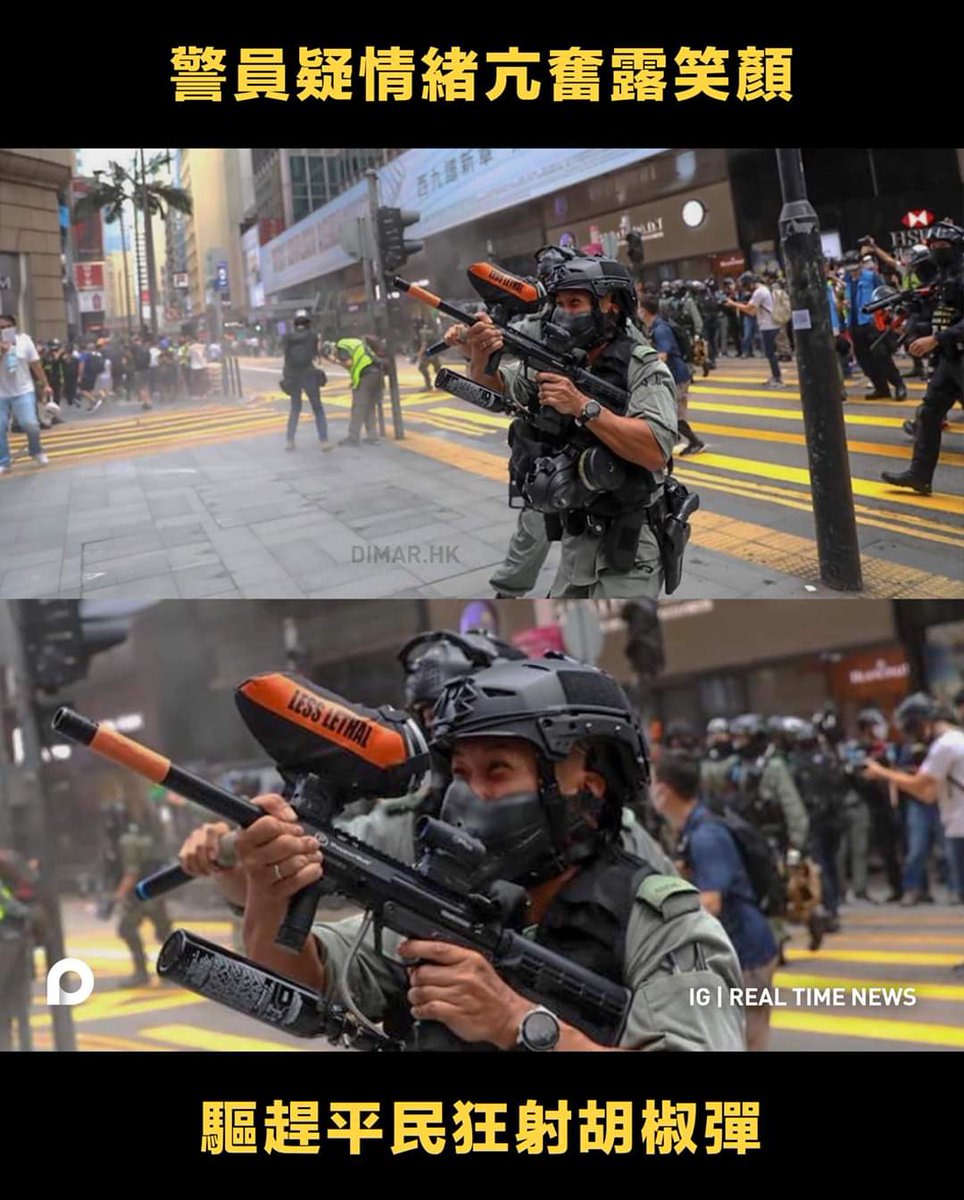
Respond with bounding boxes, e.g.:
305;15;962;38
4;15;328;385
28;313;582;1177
467;262;546;315
235;673;428;801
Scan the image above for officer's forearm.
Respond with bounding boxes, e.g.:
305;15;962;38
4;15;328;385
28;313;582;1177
467;353;505;395
588;407;667;471
244;899;327;992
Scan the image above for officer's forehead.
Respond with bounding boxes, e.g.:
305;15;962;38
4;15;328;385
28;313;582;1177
452;737;533;759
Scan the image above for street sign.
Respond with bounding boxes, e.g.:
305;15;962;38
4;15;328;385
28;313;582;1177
173;272;189;289
216;261;229;302
73;262;104;290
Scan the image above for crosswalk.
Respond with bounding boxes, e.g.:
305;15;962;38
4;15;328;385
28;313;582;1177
21;902;964;1052
4;358;960;593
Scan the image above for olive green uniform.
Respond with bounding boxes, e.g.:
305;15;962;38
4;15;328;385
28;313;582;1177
117;828;172;981
490;319;656;599
499;337;678;599
312;870;745;1051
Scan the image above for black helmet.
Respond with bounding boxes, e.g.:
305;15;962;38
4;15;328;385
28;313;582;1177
906;245;939;284
738;271;756;286
870;285;899;306
926;220;964;246
293;311;311;328
432;655;648;800
857;707;886;729
431;655;649;885
894;692;938;733
780;716;815;746
664;719;698;749
545;256;636;314
398;629;524;712
729;713;764;739
534;244;577;284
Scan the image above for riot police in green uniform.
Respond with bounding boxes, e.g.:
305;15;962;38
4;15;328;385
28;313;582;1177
465;255;680;598
700;717;735;813
114;810;172;988
237;655;746;1051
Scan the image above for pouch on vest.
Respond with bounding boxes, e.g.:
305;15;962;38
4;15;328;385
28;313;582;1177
603;508;649;573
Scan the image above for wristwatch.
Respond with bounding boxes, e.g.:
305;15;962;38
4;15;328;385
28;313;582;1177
575;399;602;427
517;1006;561;1051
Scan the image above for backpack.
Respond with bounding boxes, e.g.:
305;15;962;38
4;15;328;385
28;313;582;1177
284;331;318;372
770;286;792;326
131;345;150;371
715;809;787;916
665;319;694;363
87;352;104;376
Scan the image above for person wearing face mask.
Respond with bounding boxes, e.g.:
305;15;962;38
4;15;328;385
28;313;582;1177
882;220;964;495
463;256;679;599
653;749;778;1050
840;251;908;401
863;693;964;907
838;709;903;904
180;634;678;914
233;655;745;1050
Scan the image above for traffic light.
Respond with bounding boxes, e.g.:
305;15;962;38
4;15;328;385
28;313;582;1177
376;207;423;273
18;601;133;694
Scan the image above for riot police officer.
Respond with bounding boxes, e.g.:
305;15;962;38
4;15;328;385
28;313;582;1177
882;220;964;495
838;709;903;903
785;716;845;932
700;717;734;814
464;256;681;598
237;655;746;1051
113;809;172;987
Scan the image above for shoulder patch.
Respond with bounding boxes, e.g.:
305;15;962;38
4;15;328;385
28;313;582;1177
637;874;701;919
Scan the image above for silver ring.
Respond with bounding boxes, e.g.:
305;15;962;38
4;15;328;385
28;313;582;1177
272;863;283;882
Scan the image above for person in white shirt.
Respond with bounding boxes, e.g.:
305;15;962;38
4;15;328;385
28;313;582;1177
188;338;209;397
0;312;52;473
863;693;964;904
725;271;785;387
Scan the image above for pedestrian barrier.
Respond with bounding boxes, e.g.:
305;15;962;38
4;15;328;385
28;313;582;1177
221;355;243;398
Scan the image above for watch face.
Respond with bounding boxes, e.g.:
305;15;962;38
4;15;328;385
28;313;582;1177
522;1009;559;1050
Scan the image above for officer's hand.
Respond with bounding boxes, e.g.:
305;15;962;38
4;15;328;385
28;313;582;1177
909;335;938;357
234;794;322;901
464;313;504;364
178;822;233;877
443;323;472;360
535;372;590;416
399;939;528;1049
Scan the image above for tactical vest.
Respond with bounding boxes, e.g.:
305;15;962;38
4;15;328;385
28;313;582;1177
931;268;963;347
728;756;785;837
385;842;697;1049
508;335;665;527
789;750;846;825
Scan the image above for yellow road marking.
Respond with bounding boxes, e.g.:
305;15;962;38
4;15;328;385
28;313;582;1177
394;434;963;595
692;452;963;515
29;986;204;1027
769;1010;964;1047
674;468;964;550
691;421;964;468
775;971;964;1003
140;1023;300;1051
30;1030;166;1052
784;947;964;966
689;396;918;427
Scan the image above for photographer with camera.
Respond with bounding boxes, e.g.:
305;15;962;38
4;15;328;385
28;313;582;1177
281;312;331;453
463;256;680;599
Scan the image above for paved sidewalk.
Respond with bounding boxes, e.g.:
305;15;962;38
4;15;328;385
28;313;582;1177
0;416;902;600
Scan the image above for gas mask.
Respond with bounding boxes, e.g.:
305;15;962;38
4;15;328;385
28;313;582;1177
438;777;601;887
545;301;619;351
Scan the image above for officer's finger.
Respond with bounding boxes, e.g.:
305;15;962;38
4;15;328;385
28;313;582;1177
251;793;299;821
408;962;460;989
398;939;473;965
244;833;318;873
237;815;305;851
408;984;458;1010
534;372;567;384
409;998;462;1026
263;859;323;899
235;825;307;872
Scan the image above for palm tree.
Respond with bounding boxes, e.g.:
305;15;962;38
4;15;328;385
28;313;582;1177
73;154;193;336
